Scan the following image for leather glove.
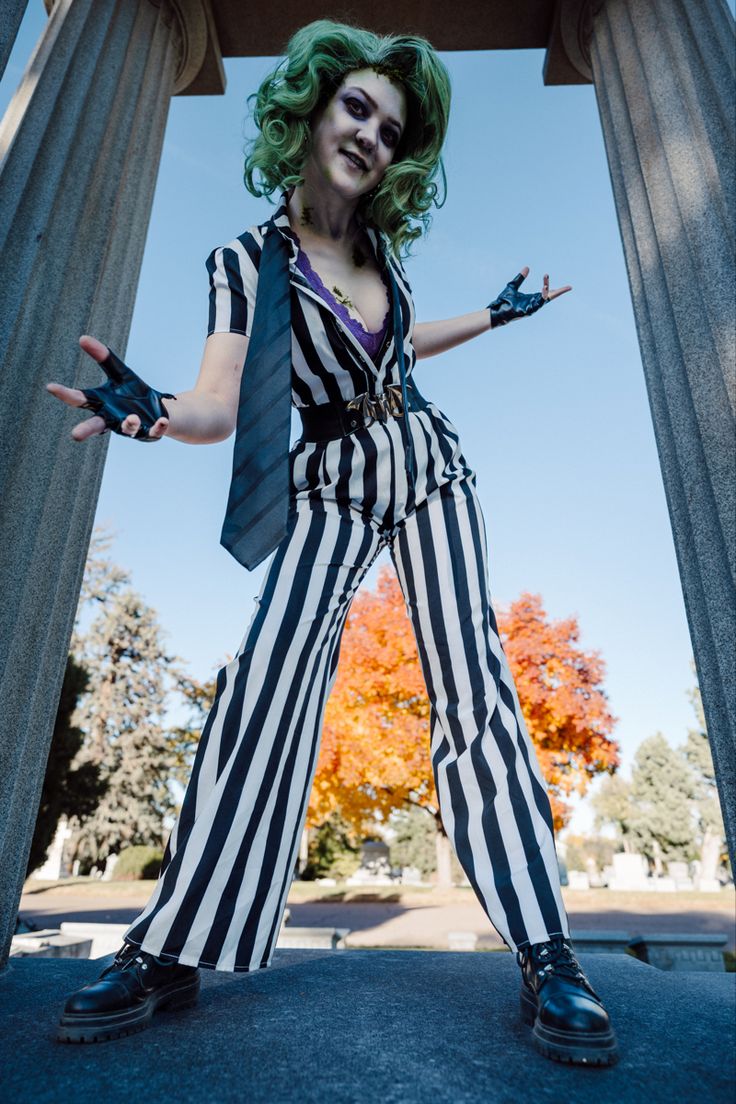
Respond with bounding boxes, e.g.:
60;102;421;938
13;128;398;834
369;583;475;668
487;272;547;328
80;348;175;441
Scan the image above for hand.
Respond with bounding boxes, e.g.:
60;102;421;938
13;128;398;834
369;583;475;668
488;267;572;328
47;335;174;442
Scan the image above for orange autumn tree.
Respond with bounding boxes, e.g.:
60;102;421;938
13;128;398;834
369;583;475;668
496;592;619;826
310;568;432;832
310;567;619;849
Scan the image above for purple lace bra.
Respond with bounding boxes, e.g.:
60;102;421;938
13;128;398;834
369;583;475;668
295;243;390;361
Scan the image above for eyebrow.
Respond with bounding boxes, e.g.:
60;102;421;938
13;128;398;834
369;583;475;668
344;86;404;133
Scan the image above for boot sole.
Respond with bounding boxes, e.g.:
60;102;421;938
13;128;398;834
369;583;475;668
520;984;619;1067
56;974;200;1044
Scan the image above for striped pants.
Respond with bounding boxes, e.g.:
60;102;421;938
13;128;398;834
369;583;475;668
123;390;570;970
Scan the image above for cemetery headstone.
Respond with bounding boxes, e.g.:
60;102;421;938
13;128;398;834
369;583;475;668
608;852;649;890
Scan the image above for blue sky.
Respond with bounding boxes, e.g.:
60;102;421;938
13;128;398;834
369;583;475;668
4;6;723;833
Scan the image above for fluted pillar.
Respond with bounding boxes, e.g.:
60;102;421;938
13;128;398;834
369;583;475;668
0;0;218;969
585;0;736;865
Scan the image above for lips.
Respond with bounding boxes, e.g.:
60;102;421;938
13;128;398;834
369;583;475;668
340;149;368;171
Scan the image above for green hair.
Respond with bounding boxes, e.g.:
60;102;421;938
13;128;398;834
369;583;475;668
243;19;452;258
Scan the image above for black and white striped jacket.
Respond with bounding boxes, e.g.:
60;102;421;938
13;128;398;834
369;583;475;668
205;190;416;411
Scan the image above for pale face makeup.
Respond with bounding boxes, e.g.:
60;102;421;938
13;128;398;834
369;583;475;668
304;68;408;202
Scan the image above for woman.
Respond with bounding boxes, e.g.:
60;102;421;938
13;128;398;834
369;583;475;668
49;20;618;1066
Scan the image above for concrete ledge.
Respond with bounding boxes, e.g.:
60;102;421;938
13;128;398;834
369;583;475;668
628;933;729;973
570;930;633;954
0;950;733;1103
276;926;349;950
10;931;92;960
60;923;128;960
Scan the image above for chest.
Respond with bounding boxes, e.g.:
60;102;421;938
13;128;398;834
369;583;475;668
294;244;391;334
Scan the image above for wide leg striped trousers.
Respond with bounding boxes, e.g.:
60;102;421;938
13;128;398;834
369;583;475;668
123;394;570;970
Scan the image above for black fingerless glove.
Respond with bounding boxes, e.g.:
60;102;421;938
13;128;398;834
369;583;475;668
488;272;546;328
80;348;175;441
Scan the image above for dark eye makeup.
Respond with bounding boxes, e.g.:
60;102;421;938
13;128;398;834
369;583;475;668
344;96;400;148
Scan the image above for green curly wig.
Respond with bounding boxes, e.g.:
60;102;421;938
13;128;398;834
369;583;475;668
243;19;452;258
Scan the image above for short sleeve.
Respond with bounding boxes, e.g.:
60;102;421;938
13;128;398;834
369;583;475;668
205;230;261;338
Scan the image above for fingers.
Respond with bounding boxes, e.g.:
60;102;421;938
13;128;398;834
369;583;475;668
48;379;107;441
547;284;573;301
79;335;133;386
534;272;573;302
66;410;168;443
120;414;141;437
99;347;134;386
117;413;168;438
147;416;169;439
79;334;110;363
46;382;88;408
71;414;107;442
511;271;573;302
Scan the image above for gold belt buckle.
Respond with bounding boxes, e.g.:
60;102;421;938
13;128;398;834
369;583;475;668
384;384;404;417
347;385;404;426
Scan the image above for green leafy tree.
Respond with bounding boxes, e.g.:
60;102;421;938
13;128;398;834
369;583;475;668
629;733;696;873
388;805;437;879
74;527;131;613
561;833;617;875
681;669;727;881
170;670;219;788
300;812;362;881
590;774;637;853
68;530;189;870
26;655;107;876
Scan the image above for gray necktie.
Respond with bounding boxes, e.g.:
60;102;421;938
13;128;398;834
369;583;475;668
220;221;292;569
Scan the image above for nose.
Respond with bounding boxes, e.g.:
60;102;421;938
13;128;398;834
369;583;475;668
355;125;377;157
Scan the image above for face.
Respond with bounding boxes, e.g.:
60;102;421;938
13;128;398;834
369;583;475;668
305;68;407;200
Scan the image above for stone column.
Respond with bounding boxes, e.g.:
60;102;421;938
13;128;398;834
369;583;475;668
583;0;735;864
0;0;215;969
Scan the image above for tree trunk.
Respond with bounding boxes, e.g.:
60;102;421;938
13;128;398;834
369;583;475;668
700;827;722;882
652;838;663;877
297;827;310;876
435;825;453;889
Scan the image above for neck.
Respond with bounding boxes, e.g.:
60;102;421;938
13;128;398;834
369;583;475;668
286;178;364;249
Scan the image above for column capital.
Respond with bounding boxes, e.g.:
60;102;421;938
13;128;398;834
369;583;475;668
42;0;225;94
544;0;608;86
166;0;209;93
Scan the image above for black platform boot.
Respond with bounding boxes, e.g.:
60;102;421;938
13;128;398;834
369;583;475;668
517;936;619;1066
57;942;200;1044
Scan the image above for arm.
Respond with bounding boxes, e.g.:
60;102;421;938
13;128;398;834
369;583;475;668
413;268;572;361
413;309;491;360
47;330;249;445
48;234;258;444
159;331;248;444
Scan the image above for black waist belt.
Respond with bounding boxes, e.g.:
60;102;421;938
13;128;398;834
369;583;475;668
297;381;428;443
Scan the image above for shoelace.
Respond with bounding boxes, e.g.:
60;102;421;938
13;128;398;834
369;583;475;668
517;939;600;998
101;945;149;979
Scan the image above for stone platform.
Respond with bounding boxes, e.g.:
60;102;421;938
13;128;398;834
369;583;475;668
1;950;733;1103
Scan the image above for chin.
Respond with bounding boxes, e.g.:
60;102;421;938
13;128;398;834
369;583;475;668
323;170;367;201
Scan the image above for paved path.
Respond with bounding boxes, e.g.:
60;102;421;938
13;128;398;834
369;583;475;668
18;887;736;951
289;899;736;951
